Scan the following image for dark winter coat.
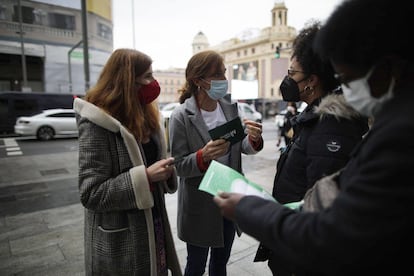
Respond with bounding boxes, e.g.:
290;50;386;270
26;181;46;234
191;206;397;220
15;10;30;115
272;93;369;204
236;84;414;275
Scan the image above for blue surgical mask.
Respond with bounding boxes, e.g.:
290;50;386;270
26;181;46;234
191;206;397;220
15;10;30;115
202;79;228;100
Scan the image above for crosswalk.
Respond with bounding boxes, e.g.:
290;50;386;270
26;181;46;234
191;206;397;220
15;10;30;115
1;138;22;156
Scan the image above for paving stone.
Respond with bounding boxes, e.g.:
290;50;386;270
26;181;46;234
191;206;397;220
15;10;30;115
9;223;80;255
0;240;10;258
14;259;85;276
0;244;65;275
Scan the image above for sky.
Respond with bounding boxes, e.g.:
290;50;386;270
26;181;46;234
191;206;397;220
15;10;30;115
112;0;343;70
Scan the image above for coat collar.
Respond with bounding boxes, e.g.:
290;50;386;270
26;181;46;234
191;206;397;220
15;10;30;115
184;94;236;144
73;97;166;166
73;97;121;133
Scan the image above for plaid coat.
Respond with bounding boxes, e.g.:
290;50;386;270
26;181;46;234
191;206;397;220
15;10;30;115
73;98;182;276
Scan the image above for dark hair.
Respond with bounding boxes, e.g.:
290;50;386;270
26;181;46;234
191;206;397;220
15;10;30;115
178;50;224;104
313;0;412;71
292;21;339;93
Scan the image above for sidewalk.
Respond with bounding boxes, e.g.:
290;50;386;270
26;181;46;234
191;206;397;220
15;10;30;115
0;133;280;275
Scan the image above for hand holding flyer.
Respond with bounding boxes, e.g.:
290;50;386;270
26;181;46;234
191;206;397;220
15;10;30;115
199;161;304;210
199;160;275;202
208;117;246;145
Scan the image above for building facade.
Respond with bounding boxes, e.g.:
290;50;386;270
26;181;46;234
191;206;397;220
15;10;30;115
0;0;113;94
190;1;296;116
1;0;297;114
154;67;185;104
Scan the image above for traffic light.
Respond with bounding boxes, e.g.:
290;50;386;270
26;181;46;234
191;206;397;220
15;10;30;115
274;46;281;59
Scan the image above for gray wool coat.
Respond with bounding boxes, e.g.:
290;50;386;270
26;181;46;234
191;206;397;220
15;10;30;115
168;95;262;247
73;98;182;276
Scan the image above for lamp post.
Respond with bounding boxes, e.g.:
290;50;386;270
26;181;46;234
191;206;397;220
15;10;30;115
81;0;90;91
68;40;83;93
17;0;29;91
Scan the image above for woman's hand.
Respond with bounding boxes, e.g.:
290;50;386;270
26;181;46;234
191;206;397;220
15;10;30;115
146;157;175;182
244;119;263;143
201;139;230;163
213;192;245;221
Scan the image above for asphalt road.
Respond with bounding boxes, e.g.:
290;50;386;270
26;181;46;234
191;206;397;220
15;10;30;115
0;119;279;217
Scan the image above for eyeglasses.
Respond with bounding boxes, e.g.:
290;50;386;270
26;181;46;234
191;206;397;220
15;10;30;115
288;69;307;76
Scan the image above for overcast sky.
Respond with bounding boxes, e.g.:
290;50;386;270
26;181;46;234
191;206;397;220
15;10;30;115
112;0;343;70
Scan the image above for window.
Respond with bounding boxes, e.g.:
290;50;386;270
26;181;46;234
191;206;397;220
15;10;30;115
0;5;6;20
14;99;39;113
48;12;75;30
98;23;112;40
13;5;35;24
48;112;75;118
0;98;8;117
33;9;47;25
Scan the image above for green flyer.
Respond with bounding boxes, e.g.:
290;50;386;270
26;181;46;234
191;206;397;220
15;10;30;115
199;160;276;202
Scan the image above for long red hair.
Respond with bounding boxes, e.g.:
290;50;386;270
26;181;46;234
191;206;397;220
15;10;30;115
85;48;160;141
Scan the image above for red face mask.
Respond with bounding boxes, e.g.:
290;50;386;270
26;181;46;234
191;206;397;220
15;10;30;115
138;80;160;104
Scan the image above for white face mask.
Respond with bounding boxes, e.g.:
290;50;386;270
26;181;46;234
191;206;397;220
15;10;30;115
341;66;395;118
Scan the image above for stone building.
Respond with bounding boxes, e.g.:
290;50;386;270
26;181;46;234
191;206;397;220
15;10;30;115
216;1;295;113
154;67;185;104
0;0;112;94
188;1;297;116
1;0;297;116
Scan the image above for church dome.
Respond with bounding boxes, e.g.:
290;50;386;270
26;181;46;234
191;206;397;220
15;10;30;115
193;31;209;45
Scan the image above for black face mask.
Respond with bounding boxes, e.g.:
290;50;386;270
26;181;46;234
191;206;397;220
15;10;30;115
279;75;307;102
279;76;300;102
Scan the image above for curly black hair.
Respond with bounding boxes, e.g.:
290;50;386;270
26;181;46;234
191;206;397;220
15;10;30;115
292;21;339;93
313;0;411;71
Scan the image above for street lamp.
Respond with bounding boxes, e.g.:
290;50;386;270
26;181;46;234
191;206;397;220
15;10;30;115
17;0;30;92
81;0;90;91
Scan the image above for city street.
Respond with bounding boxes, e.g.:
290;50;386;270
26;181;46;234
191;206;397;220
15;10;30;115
0;119;281;275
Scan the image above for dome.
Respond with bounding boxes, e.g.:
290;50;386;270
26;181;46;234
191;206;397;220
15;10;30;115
193;31;209;45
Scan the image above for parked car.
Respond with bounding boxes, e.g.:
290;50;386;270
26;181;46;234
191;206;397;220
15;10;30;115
160;102;180;119
238;102;262;123
14;109;78;141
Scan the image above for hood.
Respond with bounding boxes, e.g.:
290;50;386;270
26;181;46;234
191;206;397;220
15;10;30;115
314;93;362;121
292;93;368;131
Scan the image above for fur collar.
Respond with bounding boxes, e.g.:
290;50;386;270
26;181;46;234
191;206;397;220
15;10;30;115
314;93;362;120
73;97;121;132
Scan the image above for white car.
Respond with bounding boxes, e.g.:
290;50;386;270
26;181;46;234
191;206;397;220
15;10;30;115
160;102;180;119
238;102;262;123
14;109;78;141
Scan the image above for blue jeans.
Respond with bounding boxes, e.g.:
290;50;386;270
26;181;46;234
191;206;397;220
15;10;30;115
184;218;236;276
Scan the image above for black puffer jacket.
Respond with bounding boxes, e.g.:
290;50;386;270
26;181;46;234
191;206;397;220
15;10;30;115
272;93;369;204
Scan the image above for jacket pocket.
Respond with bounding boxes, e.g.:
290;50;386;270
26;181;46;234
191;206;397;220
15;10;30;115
98;225;128;233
